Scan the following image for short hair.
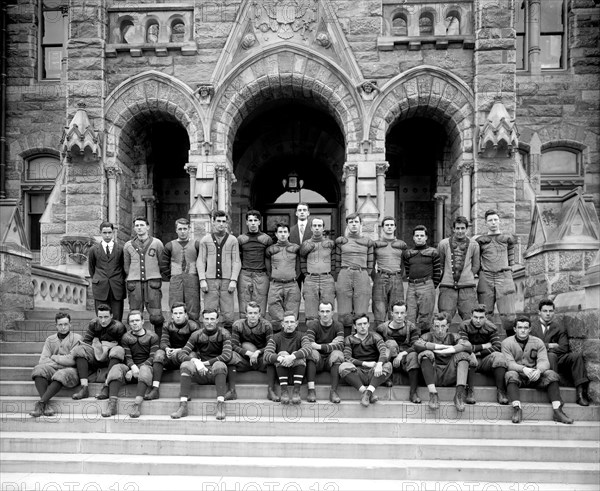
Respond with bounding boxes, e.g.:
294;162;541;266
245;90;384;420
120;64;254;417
202;308;219;317
433;312;448;323
246;209;262;221
390;301;406;312
413;225;428;236
96;304;112;314
133;216;149;225
246;301;261;313
170;301;187;313
55;312;71;322
296;203;309;210
345;212;361;223
471;304;487;315
319;301;334;310
212;210;228;220
275;222;289;232
484;209;499;220
381;216;396;227
282;310;297;320
515;316;531;327
175;218;190;227
352;313;369;324
99;222;114;231
452;216;470;228
128;310;143;322
311;217;325;227
538;299;555;311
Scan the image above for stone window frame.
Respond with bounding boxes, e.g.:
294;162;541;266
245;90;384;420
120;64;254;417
418;8;437;35
540;141;586;191
145;16;161;43
444;7;461;35
168;15;187;43
516;0;568;72
391;10;408;37
38;0;66;80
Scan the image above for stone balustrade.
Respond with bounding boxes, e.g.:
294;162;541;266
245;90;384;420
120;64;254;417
32;265;88;311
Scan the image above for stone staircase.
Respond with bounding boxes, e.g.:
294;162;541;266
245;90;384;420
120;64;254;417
1;310;599;491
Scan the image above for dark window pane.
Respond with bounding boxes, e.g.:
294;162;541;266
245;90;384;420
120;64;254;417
541;0;564;32
517;35;525;69
44;46;62;79
516;1;526;33
540;35;562;69
43;10;63;44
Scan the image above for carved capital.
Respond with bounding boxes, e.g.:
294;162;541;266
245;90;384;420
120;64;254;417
458;161;474;176
60;236;94;265
105;166;122;180
184;163;197;177
142;195;156;205
60;5;69;15
342;163;358;182
433;193;448;202
375;162;389;176
215;164;228;179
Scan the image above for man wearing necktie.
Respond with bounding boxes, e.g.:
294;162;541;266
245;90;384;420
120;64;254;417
289;203;313;287
88;222;126;322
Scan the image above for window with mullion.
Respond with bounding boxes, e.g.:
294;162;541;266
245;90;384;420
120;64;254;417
40;1;64;80
540;0;566;69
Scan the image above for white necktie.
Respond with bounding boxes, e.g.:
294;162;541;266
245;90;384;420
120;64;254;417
299;223;305;240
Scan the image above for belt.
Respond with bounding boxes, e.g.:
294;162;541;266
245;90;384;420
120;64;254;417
482;268;511;273
242;268;267;273
306;272;331;276
378;270;402;276
341;266;366;271
408;277;431;284
271;278;296;284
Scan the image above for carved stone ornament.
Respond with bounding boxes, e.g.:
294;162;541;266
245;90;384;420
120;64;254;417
60;103;102;160
315;32;331;48
241;33;257;50
194;84;214;104
60;235;95;264
357;81;379;101
479;100;519;157
252;0;318;41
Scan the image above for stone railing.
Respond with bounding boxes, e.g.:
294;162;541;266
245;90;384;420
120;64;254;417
32;265;89;311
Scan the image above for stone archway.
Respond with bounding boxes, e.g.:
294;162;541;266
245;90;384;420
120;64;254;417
368;66;476;229
103;72;205;238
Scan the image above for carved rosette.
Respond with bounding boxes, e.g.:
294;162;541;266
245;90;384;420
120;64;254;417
60;236;95;265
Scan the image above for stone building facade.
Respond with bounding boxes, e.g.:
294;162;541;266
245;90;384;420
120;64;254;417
1;0;598;313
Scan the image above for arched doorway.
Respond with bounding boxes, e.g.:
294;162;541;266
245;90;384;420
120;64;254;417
385;117;447;243
231;100;344;238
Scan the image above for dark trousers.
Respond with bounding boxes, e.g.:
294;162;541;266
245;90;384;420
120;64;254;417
548;352;589;387
94;288;124;323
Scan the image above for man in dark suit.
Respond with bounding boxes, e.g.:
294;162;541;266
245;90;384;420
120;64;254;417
531;299;590;406
88;221;126;322
289;203;312;287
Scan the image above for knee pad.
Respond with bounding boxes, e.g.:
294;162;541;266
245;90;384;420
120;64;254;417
109;346;125;361
453;351;471;365
381;362;393;376
418;350;435;364
338;362;355;378
505;370;520;385
329;350;345;365
490;352;508;369
138;366;153;386
212;361;228;375
31;364;52;380
310;350;321;364
180;361;195;376
543;369;560;384
71;345;88;359
385;340;400;359
106;364;127;384
53;367;79;388
150;314;165;326
154;349;167;364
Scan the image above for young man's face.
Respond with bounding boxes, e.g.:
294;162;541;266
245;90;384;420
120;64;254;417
171;306;188;326
318;303;334;325
246;306;261;326
203;312;219;333
354;316;370;336
176;224;190;241
276;226;290;242
101;227;114;243
471;311;487;329
246;215;260;233
128;314;144;333
486;214;500;233
539;305;555;324
453;223;468;240
515;321;531;341
391;305;407;324
97;309;113;328
432;318;448;338
282;315;298;334
382;220;396;236
311;219;324;237
55;317;71;335
347;217;361;234
413;230;427;246
213;215;228;234
296;205;309;221
134;220;149;237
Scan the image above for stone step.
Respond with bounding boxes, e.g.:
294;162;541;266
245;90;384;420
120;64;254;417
24;310;96;321
2;453;597;483
0;342;45;353
2;474;598;491
2;396;597;421
2;431;597;463
0;378;579;404
3;413;598;440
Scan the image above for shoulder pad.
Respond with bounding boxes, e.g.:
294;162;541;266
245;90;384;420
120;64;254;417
258;234;273;246
335;236;348;245
299;241;316;255
356;237;373;247
286;244;300;253
475;235;492;245
265;245;278;257
238;234;249;245
404;249;419;259
374;240;388;249
188;320;201;332
499;234;515;245
121;332;135;344
420;247;439;258
323;239;335;249
392;240;408;250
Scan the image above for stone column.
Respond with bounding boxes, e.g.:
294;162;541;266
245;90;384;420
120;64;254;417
529;133;542;193
184;163;197;209
434;194;447;243
528;0;541;73
375;162;389;220
105;166;121;225
458;161;474;219
215;164;228;212
60;6;68;82
342;163;358;216
142;196;155;232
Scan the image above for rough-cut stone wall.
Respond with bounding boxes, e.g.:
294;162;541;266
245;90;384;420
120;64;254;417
0;245;33;332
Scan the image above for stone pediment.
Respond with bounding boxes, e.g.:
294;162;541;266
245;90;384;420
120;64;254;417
478;100;518;157
0;200;29;250
211;0;363;85
60;104;102;161
526;187;600;255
